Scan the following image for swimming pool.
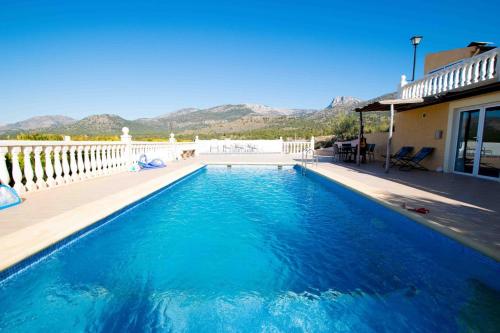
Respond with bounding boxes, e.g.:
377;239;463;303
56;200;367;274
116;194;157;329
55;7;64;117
0;165;499;332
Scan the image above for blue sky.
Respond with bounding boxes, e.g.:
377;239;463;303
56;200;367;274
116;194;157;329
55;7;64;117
1;0;498;122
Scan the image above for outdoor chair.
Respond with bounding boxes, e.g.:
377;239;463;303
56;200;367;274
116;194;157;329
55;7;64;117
382;146;414;168
332;144;340;162
399;147;435;171
367;144;375;162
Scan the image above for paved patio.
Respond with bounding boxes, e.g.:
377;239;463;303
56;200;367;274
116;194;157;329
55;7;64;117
0;153;498;273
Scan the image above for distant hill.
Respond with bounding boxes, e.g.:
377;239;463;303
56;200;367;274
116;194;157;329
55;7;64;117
0;115;75;132
311;96;362;119
0;97;386;139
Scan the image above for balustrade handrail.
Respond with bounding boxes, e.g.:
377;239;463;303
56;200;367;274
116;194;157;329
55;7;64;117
400;48;499;100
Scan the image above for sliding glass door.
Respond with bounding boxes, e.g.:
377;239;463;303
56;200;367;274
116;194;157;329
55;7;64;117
454;110;479;174
454;104;500;180
478;106;500;178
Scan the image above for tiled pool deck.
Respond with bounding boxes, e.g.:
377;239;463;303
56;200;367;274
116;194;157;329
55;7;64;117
0;154;498;273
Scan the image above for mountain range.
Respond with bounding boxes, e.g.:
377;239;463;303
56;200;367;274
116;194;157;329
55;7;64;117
0;97;364;138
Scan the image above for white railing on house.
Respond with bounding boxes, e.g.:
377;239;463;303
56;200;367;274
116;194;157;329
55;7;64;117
400;48;499;100
195;137;314;154
0;128;194;195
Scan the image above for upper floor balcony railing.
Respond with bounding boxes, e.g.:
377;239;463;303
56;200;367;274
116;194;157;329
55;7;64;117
400;48;499;100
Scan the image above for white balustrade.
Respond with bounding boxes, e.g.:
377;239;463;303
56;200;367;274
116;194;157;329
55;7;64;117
84;146;91;178
0;147;10;187
22;147;36;192
77;146;85;180
61;146;71;184
400;48;499;100
53;146;64;185
10;147;25;194
33;147;47;189
44;147;55;187
69;146;79;182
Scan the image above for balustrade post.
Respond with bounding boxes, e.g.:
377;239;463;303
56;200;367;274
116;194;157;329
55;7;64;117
34;146;47;189
11;147;25;194
0;147;11;187
44;147;56;187
121;127;132;169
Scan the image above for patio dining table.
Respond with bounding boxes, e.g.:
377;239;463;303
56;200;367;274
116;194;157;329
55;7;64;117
339;146;358;162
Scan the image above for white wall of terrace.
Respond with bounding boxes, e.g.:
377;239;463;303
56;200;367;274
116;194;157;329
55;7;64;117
0;128;194;195
0;128;314;195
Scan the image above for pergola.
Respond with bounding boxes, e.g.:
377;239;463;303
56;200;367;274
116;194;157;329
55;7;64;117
355;97;423;172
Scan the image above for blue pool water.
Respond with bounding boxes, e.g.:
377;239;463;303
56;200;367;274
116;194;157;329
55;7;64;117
0;165;499;332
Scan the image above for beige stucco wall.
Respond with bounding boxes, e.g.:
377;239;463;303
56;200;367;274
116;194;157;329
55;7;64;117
424;46;477;74
364;132;388;159
392;103;450;171
365;91;500;172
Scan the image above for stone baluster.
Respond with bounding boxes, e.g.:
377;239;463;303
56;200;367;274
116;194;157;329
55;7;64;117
77;146;85;180
107;145;114;173
10;147;25;194
53;146;64;185
90;146;97;177
487;53;496;79
95;146;102;176
83;146;91;178
115;145;122;170
61;146;71;183
44;147;56;187
109;145;116;172
473;61;480;83
449;70;455;90
454;69;460;89
466;62;473;85
34;146;47;189
23;147;36;192
101;145;108;175
0;147;11;186
69;146;79;182
480;58;487;81
423;80;429;96
108;145;114;172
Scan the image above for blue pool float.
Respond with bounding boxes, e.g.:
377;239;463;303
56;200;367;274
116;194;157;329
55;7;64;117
0;185;21;210
138;154;166;170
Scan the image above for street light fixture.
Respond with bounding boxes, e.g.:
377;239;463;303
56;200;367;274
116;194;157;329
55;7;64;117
410;36;423;81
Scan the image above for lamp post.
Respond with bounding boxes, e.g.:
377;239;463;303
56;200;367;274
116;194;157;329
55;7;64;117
410;36;423;81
